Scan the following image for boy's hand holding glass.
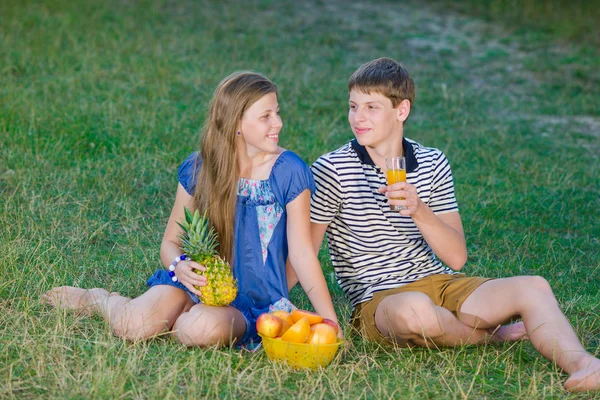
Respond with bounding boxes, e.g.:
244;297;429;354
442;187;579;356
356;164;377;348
380;180;423;216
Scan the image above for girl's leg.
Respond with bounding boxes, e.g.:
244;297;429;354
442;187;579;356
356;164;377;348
43;285;194;341
172;304;247;347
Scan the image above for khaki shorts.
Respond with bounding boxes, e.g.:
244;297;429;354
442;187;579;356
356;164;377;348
351;274;491;346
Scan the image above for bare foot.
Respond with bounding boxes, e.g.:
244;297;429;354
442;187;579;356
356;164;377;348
42;287;118;316
564;358;600;392
488;321;529;343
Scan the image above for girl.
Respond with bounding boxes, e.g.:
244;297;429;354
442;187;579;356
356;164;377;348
43;71;340;347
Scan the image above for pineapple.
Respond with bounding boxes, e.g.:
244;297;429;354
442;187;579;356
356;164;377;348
177;206;238;306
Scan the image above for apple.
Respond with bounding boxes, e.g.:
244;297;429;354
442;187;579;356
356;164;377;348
270;310;294;326
256;313;282;338
321;318;339;334
307;323;337;345
270;310;294;335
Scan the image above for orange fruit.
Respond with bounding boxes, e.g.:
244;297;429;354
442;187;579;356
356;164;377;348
280;317;310;343
291;309;323;325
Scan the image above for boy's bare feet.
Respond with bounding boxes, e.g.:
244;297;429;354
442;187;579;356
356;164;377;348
42;287;119;316
489;321;529;343
565;358;600;392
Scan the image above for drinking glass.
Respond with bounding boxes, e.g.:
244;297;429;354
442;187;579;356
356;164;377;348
385;156;406;211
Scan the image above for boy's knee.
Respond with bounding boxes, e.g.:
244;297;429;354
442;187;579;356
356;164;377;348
394;296;443;338
519;275;554;296
514;275;557;307
529;275;553;293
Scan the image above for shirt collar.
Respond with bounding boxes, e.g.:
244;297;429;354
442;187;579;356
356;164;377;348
350;137;418;173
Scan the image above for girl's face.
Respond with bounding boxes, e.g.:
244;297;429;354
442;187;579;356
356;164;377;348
240;92;282;157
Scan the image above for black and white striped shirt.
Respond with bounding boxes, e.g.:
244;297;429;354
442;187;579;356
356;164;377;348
310;138;458;307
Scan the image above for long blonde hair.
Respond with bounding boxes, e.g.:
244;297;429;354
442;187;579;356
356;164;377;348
193;71;277;263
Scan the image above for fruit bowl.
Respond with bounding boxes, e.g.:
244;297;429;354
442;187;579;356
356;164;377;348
259;334;343;369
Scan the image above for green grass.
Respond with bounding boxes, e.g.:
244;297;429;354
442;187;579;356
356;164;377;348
429;0;600;47
1;0;599;398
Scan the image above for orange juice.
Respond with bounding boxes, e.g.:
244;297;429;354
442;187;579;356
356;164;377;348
386;169;406;186
386;169;406;211
385;156;406;211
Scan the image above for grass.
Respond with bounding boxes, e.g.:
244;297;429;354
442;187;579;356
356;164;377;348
1;0;599;398
428;0;600;47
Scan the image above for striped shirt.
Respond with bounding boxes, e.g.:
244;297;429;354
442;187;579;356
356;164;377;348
310;138;458;307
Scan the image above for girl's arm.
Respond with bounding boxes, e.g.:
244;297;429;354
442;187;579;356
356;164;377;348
285;222;328;291
286;190;339;326
285;260;298;292
160;183;207;295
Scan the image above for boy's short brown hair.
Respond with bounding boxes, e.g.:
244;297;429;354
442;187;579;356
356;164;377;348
348;57;415;108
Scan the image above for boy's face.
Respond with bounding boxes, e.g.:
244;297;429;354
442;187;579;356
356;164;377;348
348;90;407;148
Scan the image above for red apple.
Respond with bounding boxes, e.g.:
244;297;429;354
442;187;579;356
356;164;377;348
307;323;337;345
321;318;339;334
256;313;282;338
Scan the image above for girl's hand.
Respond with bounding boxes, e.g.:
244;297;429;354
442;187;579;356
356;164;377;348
379;181;422;216
175;260;207;297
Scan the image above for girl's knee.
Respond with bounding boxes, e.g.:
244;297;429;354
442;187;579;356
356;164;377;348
112;314;166;341
109;301;172;341
172;311;234;347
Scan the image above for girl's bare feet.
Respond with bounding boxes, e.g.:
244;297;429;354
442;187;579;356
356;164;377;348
42;287;119;316
489;321;529;343
564;357;600;392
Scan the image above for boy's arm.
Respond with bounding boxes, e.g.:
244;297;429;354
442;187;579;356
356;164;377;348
286;221;328;290
381;183;467;270
411;207;467;271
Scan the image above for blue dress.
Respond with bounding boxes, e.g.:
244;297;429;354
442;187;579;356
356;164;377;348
147;151;316;345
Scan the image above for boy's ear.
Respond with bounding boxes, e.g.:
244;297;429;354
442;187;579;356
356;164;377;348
396;99;411;123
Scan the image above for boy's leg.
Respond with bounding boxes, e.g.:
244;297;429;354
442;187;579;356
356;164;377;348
458;276;600;392
43;286;194;340
374;291;519;347
172;304;247;347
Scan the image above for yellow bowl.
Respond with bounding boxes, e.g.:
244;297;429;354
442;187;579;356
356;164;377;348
259;334;343;369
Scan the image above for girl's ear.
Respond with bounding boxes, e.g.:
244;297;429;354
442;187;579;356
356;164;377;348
396;99;411;123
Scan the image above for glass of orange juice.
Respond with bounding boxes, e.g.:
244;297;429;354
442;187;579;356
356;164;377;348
385;156;406;211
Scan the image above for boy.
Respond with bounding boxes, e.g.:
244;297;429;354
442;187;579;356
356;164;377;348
306;57;599;392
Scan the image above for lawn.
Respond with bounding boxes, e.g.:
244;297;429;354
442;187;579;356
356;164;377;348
1;0;599;398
